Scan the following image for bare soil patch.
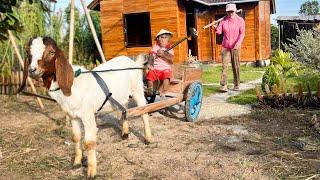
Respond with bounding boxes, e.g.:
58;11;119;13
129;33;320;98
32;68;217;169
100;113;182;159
0;95;319;179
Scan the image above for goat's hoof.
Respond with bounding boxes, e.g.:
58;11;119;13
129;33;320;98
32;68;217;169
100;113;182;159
122;133;129;140
87;166;97;179
144;139;152;145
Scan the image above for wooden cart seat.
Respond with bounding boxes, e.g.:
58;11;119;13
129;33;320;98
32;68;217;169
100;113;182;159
170;78;182;84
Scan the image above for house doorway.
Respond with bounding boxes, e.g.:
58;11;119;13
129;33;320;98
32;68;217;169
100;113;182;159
186;7;198;57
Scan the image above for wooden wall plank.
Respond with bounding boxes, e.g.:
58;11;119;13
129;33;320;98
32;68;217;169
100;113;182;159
196;9;213;62
99;0;272;63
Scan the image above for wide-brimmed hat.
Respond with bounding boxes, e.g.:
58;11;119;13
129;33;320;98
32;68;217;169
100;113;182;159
226;3;237;12
156;29;173;39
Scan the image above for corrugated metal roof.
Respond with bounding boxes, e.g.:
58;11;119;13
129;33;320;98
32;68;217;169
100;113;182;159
277;15;320;22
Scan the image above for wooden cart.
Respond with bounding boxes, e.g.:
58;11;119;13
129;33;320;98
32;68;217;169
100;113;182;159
127;65;203;122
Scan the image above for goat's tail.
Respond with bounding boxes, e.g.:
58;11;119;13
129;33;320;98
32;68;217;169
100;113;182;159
134;53;153;66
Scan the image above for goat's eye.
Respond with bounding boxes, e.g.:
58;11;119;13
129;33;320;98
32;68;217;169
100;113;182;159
49;51;55;56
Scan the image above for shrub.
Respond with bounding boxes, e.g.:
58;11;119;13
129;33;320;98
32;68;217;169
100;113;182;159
271;24;279;51
261;49;298;91
262;65;281;91
284;29;320;72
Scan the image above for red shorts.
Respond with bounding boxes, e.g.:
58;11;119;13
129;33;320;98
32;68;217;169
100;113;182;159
146;69;172;82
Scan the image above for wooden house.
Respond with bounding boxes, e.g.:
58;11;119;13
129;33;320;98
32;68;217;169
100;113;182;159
88;0;276;64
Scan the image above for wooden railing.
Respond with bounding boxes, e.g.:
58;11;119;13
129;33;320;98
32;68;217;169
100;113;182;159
0;71;22;95
0;71;43;95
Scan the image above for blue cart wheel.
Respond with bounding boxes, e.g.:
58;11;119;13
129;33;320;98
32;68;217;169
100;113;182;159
185;81;203;122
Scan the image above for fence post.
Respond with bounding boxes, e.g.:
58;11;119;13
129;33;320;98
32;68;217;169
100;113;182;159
80;0;107;63
290;83;295;97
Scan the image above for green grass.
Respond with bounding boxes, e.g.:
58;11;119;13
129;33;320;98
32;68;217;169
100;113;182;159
286;72;320;91
227;72;320;105
202;65;266;84
203;84;235;96
202;64;266;97
227;88;259;105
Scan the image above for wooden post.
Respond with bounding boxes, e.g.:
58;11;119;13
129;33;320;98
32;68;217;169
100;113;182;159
265;84;271;96
65;0;76;125
7;30;44;109
68;0;75;64
272;84;279;97
1;75;4;94
255;85;262;101
282;79;286;96
80;0;107;63
307;82;312;96
290;83;295;97
298;83;303;98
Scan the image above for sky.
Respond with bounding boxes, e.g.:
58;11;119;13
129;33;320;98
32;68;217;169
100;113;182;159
54;0;311;24
270;0;310;24
54;0;92;13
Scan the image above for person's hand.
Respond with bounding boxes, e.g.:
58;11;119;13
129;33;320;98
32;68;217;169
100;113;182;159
213;23;218;29
233;44;240;50
156;49;165;57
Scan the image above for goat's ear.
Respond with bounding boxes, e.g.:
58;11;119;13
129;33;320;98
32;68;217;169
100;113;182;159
18;57;29;93
55;50;74;96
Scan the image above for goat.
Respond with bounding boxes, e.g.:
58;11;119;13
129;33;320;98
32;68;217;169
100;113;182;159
19;37;152;178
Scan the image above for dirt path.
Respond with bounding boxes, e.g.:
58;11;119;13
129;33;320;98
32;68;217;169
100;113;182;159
0;93;319;179
200;78;261;119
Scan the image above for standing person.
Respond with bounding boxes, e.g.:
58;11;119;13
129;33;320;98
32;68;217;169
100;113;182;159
146;29;174;97
213;3;245;92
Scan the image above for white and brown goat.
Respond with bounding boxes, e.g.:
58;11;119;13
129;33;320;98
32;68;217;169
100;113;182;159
19;37;152;178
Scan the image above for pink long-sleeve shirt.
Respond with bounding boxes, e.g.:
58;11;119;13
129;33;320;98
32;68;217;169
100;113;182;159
215;14;245;50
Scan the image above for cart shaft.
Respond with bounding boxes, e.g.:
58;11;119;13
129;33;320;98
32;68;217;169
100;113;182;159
127;94;184;117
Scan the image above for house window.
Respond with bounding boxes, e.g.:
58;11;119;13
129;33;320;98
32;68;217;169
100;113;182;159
124;12;152;47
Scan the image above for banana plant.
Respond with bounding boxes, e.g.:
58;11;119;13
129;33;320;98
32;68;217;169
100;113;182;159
271;49;299;79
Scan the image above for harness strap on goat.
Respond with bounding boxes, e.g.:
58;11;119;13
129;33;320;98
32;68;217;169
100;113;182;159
91;72;127;120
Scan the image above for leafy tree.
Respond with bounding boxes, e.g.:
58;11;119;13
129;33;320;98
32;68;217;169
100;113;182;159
284;29;320;72
0;0;24;40
63;4;101;65
0;0;50;41
50;11;63;46
271;24;279;51
299;0;320;15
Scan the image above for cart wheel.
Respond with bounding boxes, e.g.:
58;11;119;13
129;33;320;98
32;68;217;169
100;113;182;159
145;93;156;104
185;81;202;122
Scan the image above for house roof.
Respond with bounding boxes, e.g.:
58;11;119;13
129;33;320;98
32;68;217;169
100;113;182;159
87;0;100;11
277;15;320;22
191;0;276;13
88;0;276;13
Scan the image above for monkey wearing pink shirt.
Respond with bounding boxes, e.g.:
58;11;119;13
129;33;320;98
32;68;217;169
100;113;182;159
146;29;174;97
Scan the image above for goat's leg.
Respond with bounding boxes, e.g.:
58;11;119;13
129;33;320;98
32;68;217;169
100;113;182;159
71;119;82;167
116;111;129;139
122;119;129;139
133;94;152;144
82;113;98;178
